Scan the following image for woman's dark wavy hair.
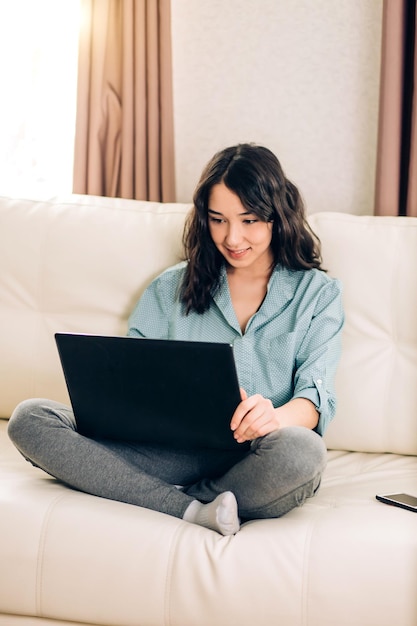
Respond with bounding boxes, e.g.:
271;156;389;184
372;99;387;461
181;143;323;314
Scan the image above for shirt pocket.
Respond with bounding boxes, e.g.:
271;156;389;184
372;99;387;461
268;331;299;361
266;331;298;382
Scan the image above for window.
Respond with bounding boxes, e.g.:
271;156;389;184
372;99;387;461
0;0;80;197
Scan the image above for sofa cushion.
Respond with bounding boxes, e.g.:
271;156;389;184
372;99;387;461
1;418;416;626
309;213;417;455
0;194;190;417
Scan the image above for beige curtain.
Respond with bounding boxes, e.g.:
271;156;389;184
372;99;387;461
374;0;417;216
73;0;176;202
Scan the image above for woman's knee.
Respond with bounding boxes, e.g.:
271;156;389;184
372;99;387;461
242;427;327;519
8;398;74;449
255;426;327;480
288;426;328;474
8;399;38;443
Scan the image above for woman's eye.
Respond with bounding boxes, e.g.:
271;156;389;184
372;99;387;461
243;219;258;224
209;216;224;224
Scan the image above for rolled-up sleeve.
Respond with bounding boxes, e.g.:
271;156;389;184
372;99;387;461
292;279;344;435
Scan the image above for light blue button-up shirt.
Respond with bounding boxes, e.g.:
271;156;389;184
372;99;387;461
128;262;344;435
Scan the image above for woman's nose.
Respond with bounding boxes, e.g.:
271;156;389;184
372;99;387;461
225;223;243;245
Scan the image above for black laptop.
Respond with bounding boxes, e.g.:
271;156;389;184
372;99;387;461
55;333;248;451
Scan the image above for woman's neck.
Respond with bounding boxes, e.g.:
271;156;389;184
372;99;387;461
226;265;273;333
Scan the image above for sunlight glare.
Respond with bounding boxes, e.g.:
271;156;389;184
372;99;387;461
0;0;81;197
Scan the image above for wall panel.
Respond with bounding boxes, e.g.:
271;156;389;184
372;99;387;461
171;0;383;215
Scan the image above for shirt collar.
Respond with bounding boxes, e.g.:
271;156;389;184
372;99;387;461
212;264;296;334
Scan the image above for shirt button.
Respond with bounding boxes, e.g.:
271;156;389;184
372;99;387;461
316;379;323;385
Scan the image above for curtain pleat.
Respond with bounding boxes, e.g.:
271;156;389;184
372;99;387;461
374;0;416;216
73;0;176;202
406;5;417;215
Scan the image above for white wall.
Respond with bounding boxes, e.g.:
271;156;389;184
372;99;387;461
171;0;383;215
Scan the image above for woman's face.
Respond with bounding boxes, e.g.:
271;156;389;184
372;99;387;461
207;183;273;274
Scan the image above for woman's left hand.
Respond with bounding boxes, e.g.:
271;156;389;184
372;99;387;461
230;389;280;443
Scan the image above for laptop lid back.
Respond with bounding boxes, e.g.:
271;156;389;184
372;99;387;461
55;333;247;451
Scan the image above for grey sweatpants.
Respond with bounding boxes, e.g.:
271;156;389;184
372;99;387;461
8;398;327;520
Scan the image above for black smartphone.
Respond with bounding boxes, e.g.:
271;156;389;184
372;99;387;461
376;493;417;512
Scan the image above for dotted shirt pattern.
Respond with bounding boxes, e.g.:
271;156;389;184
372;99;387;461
128;262;344;436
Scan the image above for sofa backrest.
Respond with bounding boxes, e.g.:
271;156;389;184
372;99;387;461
0;195;190;418
309;212;417;455
1;195;416;455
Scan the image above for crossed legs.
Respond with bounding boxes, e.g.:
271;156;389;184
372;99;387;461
8;398;327;533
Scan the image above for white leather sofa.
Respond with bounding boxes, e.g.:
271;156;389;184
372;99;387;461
1;194;416;626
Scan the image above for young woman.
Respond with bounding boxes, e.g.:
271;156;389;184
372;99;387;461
8;144;344;536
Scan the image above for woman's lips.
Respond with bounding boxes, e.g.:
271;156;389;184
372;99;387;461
226;247;250;259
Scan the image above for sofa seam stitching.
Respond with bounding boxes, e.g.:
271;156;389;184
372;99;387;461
35;493;68;617
163;521;189;626
301;515;319;626
0;196;191;217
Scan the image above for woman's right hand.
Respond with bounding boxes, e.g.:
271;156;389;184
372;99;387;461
230;388;280;443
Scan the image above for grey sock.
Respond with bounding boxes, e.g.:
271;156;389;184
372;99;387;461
183;491;240;536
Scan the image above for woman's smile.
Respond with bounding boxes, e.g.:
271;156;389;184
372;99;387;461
208;183;273;274
226;247;251;259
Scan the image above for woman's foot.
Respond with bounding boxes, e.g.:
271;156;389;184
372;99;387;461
183;491;240;535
